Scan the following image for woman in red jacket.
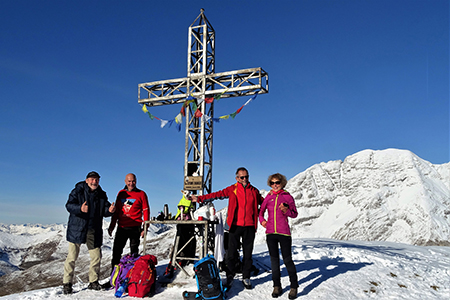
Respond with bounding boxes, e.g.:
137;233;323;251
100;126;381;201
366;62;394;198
259;173;298;299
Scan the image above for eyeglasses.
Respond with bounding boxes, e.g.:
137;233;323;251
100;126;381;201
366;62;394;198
239;175;249;180
270;181;281;185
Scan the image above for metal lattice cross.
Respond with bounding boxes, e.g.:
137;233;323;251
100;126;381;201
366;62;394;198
138;9;269;195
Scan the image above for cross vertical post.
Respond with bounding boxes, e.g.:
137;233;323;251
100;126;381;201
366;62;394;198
185;9;215;195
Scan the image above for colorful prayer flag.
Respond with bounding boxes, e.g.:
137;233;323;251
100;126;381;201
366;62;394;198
197;96;205;105
202;115;211;122
194;109;203;118
244;93;258;106
141;89;261;131
175;113;183;124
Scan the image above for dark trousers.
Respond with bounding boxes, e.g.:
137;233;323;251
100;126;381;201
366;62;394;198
227;225;255;279
176;224;196;261
266;234;298;288
111;226;141;267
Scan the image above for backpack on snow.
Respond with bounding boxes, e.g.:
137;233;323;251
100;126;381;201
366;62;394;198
183;254;225;300
127;254;158;297
110;253;140;292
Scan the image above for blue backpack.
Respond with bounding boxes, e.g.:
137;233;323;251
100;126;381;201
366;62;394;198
182;255;225;300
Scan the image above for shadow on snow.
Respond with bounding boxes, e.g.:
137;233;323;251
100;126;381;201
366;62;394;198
296;256;371;296
249;250;371;297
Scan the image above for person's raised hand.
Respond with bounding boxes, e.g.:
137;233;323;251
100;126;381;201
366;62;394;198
81;201;88;213
109;202;116;213
279;203;288;214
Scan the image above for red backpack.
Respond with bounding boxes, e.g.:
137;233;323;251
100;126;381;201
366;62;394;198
126;254;158;297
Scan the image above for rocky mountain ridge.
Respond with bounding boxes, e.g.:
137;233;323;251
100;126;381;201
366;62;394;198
283;149;450;246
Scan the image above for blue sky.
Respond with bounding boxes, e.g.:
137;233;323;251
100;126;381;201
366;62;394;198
1;0;448;225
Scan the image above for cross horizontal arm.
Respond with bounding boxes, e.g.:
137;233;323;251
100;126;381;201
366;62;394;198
138;67;268;107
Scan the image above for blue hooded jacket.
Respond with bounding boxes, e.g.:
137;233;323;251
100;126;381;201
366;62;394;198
65;181;112;247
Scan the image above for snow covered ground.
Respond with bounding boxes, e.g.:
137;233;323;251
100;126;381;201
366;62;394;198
1;238;449;300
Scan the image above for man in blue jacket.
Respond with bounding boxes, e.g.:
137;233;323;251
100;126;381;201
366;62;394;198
62;171;116;294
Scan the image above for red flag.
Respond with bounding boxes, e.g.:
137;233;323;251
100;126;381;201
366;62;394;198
194;109;203;118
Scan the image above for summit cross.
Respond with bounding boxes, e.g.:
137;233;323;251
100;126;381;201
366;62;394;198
138;9;269;196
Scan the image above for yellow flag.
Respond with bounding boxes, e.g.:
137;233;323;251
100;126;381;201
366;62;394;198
175;113;183;124
142;104;148;113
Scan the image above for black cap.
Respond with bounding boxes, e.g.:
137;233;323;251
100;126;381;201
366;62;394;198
86;171;100;179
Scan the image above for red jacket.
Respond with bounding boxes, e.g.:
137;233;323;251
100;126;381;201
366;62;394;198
109;187;150;230
198;182;263;230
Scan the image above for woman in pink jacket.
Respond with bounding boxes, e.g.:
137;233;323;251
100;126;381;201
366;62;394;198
259;173;298;299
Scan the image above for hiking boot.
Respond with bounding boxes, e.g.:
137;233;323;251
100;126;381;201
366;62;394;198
242;278;252;289
250;264;260;276
62;283;73;295
272;286;282;298
101;281;112;290
225;274;234;288
87;281;102;291
288;287;298;299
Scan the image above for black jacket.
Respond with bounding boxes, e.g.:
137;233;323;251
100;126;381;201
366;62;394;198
65;181;113;247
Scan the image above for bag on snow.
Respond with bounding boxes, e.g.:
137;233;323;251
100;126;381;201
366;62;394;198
127;254;158;297
110;253;140;292
182;291;200;300
183;254;225;300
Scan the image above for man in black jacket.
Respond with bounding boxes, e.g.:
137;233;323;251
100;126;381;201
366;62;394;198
62;171;115;294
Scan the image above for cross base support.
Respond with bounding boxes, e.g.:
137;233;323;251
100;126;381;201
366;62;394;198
143;219;217;277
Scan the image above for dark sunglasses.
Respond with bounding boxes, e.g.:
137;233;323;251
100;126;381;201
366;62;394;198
239;175;249;180
270;181;281;185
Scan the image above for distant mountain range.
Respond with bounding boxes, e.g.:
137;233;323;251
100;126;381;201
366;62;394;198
0;148;448;296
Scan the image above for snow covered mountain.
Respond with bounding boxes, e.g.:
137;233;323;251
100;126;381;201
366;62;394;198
282;149;450;246
0;148;449;297
0;222;107;296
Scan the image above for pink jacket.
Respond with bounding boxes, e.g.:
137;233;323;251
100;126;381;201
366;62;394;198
259;190;298;236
